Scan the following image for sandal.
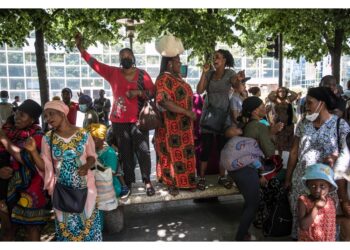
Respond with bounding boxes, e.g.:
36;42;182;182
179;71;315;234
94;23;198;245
168;186;179;197
218;176;233;189
197;177;206;191
145;184;155;197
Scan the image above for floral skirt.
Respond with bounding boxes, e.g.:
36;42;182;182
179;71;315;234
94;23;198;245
55;208;102;241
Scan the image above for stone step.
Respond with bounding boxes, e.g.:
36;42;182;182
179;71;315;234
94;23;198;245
118;175;241;206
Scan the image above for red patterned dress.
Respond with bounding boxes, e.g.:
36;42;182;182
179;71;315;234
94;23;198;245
298;195;336;241
154;72;196;189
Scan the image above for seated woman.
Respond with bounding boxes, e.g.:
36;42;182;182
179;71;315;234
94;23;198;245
0;99;51;241
24;100;102;241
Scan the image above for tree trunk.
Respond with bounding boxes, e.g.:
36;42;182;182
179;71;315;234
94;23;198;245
34;28;49;126
331;28;344;85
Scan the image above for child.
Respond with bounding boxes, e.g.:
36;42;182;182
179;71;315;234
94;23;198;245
89;124;130;199
298;163;338;241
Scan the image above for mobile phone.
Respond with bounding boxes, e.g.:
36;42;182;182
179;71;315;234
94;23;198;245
180;65;188;78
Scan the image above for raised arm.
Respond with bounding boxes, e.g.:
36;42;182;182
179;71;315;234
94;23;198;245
287;89;298;103
196;64;210;94
0;129;23;164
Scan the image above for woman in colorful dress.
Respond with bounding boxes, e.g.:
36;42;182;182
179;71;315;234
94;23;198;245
285;87;350;240
154;54;197;196
0;99;51;241
24;100;102;241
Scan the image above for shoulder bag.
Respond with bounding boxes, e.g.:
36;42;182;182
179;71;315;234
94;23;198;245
136;69;162;131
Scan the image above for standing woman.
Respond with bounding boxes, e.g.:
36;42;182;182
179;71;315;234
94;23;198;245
284;87;350;240
76;33;155;195
154;52;197;195
24;100;102;241
268;87;298;156
196;49;244;190
0;100;51;241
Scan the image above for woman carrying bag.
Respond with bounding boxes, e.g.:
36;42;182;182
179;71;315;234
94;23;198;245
24;100;102;241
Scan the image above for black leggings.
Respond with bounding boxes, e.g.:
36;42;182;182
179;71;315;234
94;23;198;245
199;133;226;162
112;123;151;186
228;167;260;241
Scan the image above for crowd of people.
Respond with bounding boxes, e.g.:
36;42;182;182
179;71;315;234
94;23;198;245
0;32;349;242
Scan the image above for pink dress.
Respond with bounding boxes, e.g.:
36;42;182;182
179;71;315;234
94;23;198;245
298;195;336;241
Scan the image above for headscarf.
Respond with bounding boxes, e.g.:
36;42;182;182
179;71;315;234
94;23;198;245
242;96;263;118
44;100;69;116
79;94;93;106
17;99;42;122
87;123;107;140
307;87;337;110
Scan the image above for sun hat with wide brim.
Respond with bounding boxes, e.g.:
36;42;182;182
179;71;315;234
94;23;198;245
302;163;338;192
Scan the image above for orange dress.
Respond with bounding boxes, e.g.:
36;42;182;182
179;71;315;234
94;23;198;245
298;195;336;241
154;72;196;189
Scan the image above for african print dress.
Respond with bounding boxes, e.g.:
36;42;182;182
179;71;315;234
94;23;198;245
1;123;51;225
40;128;102;241
154;72;196;189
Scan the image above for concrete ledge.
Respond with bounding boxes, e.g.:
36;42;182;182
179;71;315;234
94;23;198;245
118;175;241;206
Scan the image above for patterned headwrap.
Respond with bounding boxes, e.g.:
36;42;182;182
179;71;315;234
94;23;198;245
87;123;107;140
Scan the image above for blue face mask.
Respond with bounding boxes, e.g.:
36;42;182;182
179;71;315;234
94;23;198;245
79;104;88;113
1;98;8;103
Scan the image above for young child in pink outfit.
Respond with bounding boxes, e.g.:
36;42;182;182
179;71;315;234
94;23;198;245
297;163;338;241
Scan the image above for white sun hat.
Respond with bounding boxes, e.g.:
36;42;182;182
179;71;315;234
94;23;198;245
155;34;184;57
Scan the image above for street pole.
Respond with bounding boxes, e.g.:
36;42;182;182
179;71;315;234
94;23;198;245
278;33;283;87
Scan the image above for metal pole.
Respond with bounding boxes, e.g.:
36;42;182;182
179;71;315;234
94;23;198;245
278;33;283;87
129;36;133;51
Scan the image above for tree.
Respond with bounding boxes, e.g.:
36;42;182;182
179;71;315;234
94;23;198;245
136;9;240;63
234;9;350;84
0;9;127;117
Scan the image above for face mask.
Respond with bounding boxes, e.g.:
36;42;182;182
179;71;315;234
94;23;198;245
120;58;134;69
79;104;88;113
1;98;8;103
305;102;322;122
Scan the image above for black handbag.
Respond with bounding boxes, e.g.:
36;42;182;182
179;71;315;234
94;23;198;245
263;188;293;237
49;130;88;213
200;72;229;133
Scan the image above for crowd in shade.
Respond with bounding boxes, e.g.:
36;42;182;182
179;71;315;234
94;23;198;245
0;33;349;242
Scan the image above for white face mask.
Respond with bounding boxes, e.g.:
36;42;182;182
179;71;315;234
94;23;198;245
305;102;322;122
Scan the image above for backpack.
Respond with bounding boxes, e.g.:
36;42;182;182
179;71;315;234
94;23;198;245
263;188;293;237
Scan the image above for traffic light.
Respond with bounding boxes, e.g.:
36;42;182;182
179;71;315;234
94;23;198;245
266;37;279;59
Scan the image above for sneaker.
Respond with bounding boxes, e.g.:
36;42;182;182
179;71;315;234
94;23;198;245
120;185;131;199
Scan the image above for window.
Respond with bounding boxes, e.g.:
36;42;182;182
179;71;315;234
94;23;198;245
133;43;145;54
104;81;111;90
8;65;24;77
26;78;39;89
92;54;102;61
8;52;23;64
66;79;80;90
25;52;36;64
103;54;110;64
81;66;88;77
9;78;25;90
263;69;273;78
146;67;160;78
66;54;80;65
135;55;145;66
25;65;38;77
66;66;80;77
234;58;242;68
0;78;8;89
0;65;7;77
146;55;160;65
246;69;257;78
50;79;65;90
111;55;119;65
246;58;257;68
9;91;26;101
50;66;65;77
92;79;103;88
89;68;100;78
49;53;65;64
26;91;40;102
263;58;273;68
82;79;92;87
0;52;6;64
